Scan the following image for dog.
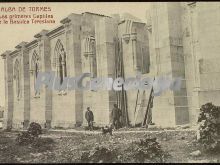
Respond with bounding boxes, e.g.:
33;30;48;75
101;124;113;136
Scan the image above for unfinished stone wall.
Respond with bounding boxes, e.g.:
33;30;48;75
148;2;189;127
12;44;30;129
181;2;200;125
93;17;118;126
27;29;52;129
180;2;220;125
1;51;13;130
195;3;220;107
2;45;31;129
29;44;46;127
117;20;151;126
149;3;176;127
6;6;220;129
167;3;189;125
49;14;84;128
80;13;104;126
148;2;220;127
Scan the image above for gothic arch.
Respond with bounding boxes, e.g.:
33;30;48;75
82;36;97;78
31;51;41;97
14;59;21;99
53;39;67;84
31;50;40;79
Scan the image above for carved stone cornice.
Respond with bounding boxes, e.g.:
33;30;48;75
60;17;71;24
130;33;137;41
1;50;11;59
34;29;49;39
64;22;72;29
84;52;94;59
122;34;130;43
15;41;28;49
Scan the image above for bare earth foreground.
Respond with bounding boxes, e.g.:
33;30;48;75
0;128;219;163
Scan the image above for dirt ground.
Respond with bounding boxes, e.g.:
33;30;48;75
0;129;219;163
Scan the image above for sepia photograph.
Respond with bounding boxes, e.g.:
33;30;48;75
0;1;220;163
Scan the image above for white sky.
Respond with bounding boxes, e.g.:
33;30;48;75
0;2;151;106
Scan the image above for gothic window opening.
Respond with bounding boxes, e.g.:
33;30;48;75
35;62;38;78
14;59;21;100
141;48;150;74
53;39;67;94
59;55;64;83
31;51;40;97
83;36;96;78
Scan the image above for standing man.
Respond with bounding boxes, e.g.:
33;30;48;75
111;104;121;130
85;107;94;131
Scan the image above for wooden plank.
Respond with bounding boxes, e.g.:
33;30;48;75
134;90;140;116
142;77;155;126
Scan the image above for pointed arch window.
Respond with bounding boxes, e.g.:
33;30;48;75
14;59;21;100
31;51;41;97
82;36;97;78
53;39;67;94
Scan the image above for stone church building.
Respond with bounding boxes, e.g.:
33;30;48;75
2;2;220;129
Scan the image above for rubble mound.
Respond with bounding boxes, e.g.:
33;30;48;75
15;122;42;145
126;136;168;163
80;145;117;163
79;136;168;163
27;122;42;137
15;131;35;145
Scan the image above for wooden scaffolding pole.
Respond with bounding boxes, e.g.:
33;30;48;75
142;77;155;127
